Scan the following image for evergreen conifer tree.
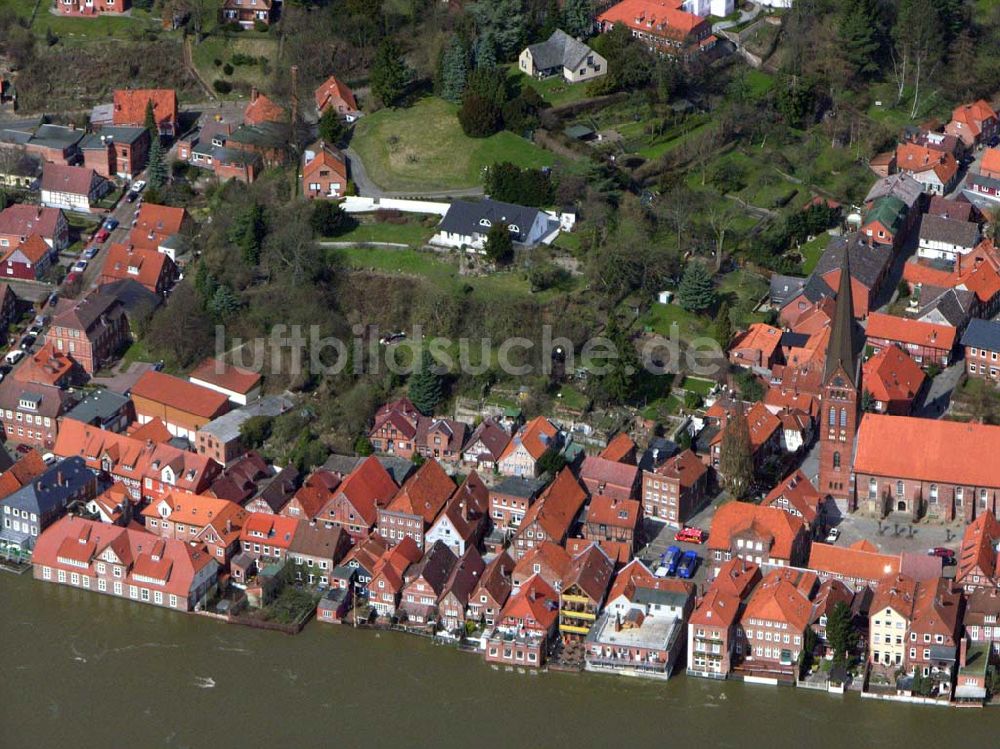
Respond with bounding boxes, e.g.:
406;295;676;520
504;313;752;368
677;262;716;313
408;350;444;416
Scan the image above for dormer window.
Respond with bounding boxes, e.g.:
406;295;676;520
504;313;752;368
508;224;519;234
479;218;492;227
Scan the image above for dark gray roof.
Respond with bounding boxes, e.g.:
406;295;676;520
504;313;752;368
492;475;546;498
637;437;678;472
0;117;41;146
918;214;979;248
438;199;544;244
800;274;834;304
770;274;806;306
254;466;301;512
323;454;363;475
961;318;1000;351
80;126;147;150
199;395;294;442
65;389;130;426
318;586;350;610
632;586;691;608
2;456;94;517
377;456;415;484
864;173;924;208
913;287;973;328
780;331;810;348
97;279;160;320
525;29;595;72
824;244;861;386
815;234;891;290
28;124;83;151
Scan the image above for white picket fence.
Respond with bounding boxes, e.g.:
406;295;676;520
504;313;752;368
340;196;450;216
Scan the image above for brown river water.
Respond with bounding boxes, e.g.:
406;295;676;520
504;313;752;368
2;572;998;748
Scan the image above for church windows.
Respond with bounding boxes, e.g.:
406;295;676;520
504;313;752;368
828;407;836;427
840;408;847;427
833;452;841;470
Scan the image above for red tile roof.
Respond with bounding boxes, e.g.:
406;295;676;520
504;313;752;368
957;511;1000;586
142;492;247;536
651;448;707;489
302;141;347;182
982;147;1000;177
871;573;918;619
328;456;398;526
188;357;262;396
729;323;782;365
564;542;614;603
579;455;639;499
708;502;805;563
862;346;925;406
13;342;74;387
585;493;640;530
950;100;999;137
598;0;706;37
500;573;559;632
129;203;187;250
0;204;63;241
709;557;761;600
517;468;587;541
100;244;172;292
244;92;286;126
599;432;636;463
742;568;815;632
239;512;298;550
763;469;822;524
128;417;173;444
808;542;899;585
6;233;50;264
315;75;358;113
895;143;959;184
689;587;741;627
855;414;1000;489
0;449;47;499
113;89;178;129
499;416;559;463
386;459;455;524
865;312;957;350
41;164;102;196
514;541;572;588
131;371;231;419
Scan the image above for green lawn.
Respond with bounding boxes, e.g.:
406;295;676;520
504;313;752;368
329;217;436;247
510;67;592;107
681;376;715;396
333;246;568;303
744;70;775;98
640;301;709;341
351;97;561;193
31;6;164;40
556;385;590;410
799;233;828;274
191;35;278;98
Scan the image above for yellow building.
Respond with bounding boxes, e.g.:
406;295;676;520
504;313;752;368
869;574;917;668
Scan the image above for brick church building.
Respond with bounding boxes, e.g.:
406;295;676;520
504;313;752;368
818;253;863;513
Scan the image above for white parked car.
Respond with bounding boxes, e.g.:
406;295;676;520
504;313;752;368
824;528;841;544
72;259;88;273
4;350;24;365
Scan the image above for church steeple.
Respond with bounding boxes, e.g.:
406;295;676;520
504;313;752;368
824;246;860;387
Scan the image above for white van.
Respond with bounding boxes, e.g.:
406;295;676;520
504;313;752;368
5;350;24;365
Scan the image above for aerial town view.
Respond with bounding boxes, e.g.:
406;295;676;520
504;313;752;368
2;0;1000;745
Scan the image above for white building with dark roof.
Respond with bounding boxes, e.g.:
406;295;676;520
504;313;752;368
431;198;558;252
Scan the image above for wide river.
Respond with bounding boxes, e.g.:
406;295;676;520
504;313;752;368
1;572;998;748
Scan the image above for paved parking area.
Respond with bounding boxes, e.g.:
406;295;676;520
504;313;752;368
636;494;728;591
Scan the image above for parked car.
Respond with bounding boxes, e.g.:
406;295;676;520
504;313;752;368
5;349;25;365
18;334;35;350
662;546;682;576
126;191;139;204
131;180;146;193
824;528;841;544
677;551;699;579
928;547;955;559
379;331;407;345
94;228;110;243
27;325;43;337
72;259;88;273
46;291;58;307
42;452;56;466
103;217;119;231
15;443;32;456
64;272;80;287
83;245;100;260
675;527;707;544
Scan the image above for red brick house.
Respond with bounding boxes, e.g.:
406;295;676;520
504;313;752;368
862;345;926;415
582;494;641;560
736;568;818;678
597;0;715;58
483;573;559;668
315;455;398;540
961;319;1000;382
854;414;1000;522
47;288;130;374
80;127;149;179
1;234;56;280
641;448;708;528
578;454;639;501
55;0;130;16
377;459;454;550
244;89;285;126
397;540;459;627
221;0;277;29
955;511;1000;593
369;535;422;618
764;468;825;529
112;89;178;138
0;379;74;448
281;470;340;522
512;541;572;592
237;512;298;565
705;401;782;475
488;475;545;535
0;204;69;252
865;312;957;368
302;141;348;200
141;492;247;565
98;244;177;296
907;577;962;683
129;203;190;258
511;468;587;560
467;550;514;627
707;502;810;573
315;75;361;120
807;541;900;592
368;397;420;458
438;547;486;632
945;100;1000;148
729;323;782;369
461;417;510;470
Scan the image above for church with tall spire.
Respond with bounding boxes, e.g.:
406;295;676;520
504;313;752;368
818;249;863;510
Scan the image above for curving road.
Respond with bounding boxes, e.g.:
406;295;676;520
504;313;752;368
712;2;762;34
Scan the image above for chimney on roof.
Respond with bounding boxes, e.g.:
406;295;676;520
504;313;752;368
56;470;64;487
251;87;259;103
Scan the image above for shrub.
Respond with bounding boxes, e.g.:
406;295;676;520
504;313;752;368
253;20;269;33
223;63;234;76
213;79;233;94
213;58;222;67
